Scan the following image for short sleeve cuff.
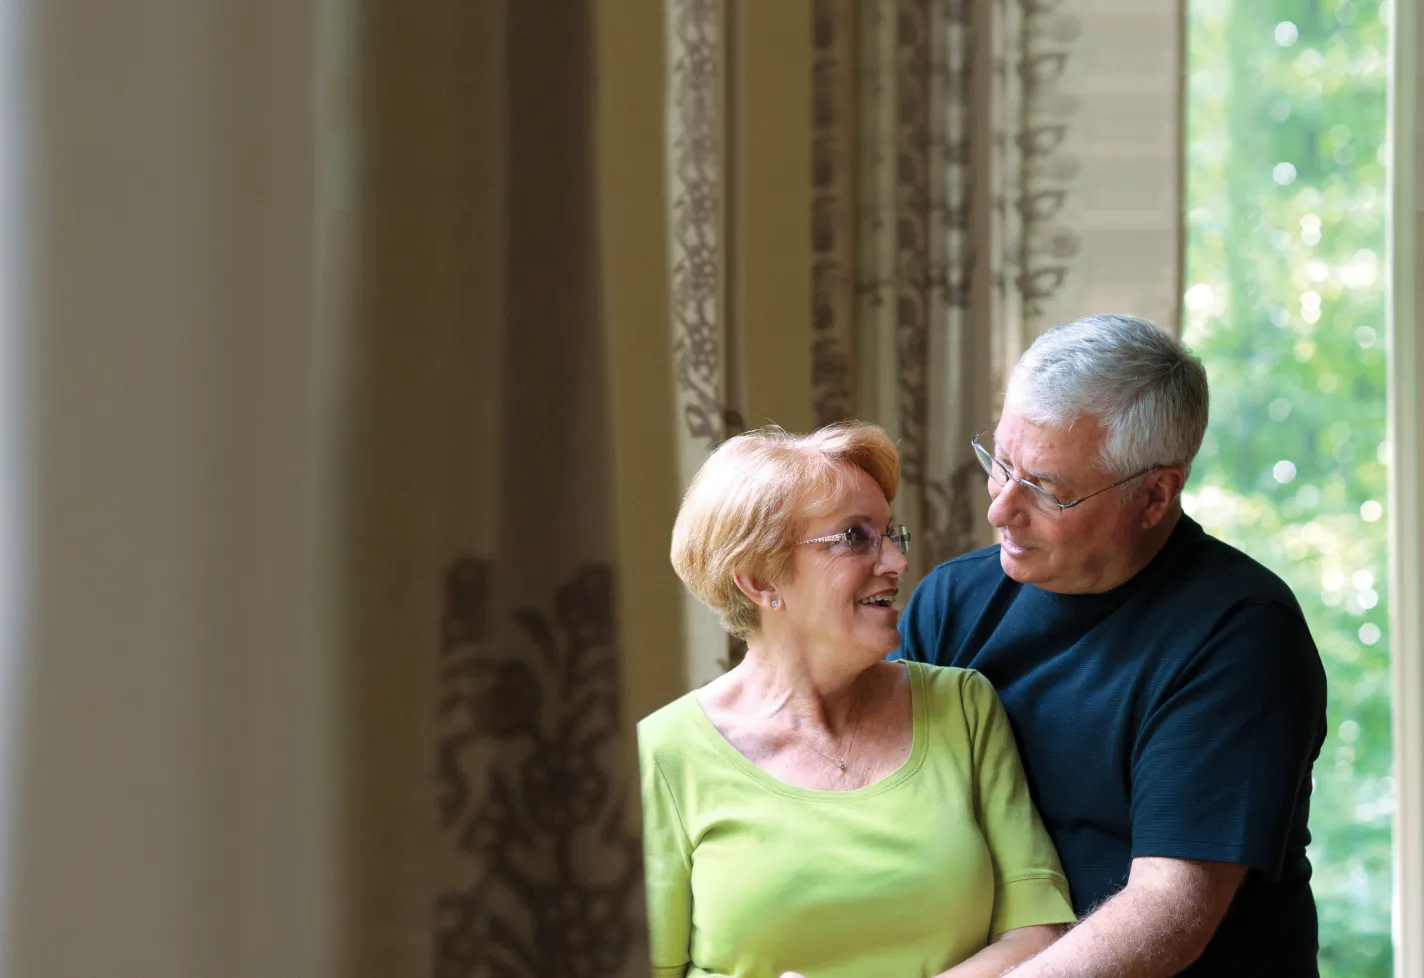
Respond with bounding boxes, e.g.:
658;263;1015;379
1131;836;1277;876
990;873;1077;937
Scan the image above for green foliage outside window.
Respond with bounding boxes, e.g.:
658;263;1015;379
1184;1;1392;974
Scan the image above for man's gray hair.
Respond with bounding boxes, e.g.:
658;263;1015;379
1004;314;1210;478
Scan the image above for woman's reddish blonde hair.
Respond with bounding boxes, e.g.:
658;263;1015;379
670;422;900;638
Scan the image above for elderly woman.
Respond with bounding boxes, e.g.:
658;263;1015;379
639;423;1075;978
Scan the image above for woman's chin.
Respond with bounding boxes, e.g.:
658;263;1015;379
853;625;902;658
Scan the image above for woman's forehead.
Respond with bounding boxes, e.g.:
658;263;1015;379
802;470;891;527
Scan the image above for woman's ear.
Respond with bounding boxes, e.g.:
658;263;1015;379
732;571;780;610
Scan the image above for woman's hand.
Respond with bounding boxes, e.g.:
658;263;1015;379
933;923;1062;977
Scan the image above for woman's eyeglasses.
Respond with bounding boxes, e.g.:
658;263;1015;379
798;524;911;557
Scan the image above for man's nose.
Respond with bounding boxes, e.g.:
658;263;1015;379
986;478;1029;527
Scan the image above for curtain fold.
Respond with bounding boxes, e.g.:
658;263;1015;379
339;2;643;975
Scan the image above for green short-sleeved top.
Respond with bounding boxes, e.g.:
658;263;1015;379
639;661;1076;978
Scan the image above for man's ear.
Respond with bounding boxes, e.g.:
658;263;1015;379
1141;465;1187;528
732;571;779;610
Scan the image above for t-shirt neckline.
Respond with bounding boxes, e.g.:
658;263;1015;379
686;660;930;801
1023;513;1204;610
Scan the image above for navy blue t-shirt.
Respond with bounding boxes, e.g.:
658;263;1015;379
894;515;1326;977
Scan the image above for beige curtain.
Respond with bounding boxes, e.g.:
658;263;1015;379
337;2;643;976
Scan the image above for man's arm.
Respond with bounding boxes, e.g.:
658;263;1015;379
1003;856;1245;978
779;926;1066;978
1008;601;1323;977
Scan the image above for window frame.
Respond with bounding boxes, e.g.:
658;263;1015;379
1386;1;1422;974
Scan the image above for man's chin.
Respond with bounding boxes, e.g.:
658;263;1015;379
999;547;1043;583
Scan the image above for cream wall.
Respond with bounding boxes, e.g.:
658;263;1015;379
736;1;814;434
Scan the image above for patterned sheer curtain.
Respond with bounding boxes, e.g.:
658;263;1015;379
666;0;748;685
813;0;1186;578
669;0;1186;678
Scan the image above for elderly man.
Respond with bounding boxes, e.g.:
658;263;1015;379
895;314;1326;977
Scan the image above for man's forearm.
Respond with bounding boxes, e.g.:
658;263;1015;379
1002;857;1244;978
1013;858;1252;978
1004;887;1208;977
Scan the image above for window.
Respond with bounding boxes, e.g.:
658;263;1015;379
1183;2;1393;974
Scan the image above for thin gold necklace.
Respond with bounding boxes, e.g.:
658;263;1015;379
773;683;868;773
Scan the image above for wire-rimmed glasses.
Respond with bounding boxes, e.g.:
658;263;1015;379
798;524;911;556
971;428;1160;518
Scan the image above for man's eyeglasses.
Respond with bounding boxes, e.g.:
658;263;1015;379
798;524;911;557
971;429;1159;519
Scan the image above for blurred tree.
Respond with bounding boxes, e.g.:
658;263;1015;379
1183;1;1393;974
